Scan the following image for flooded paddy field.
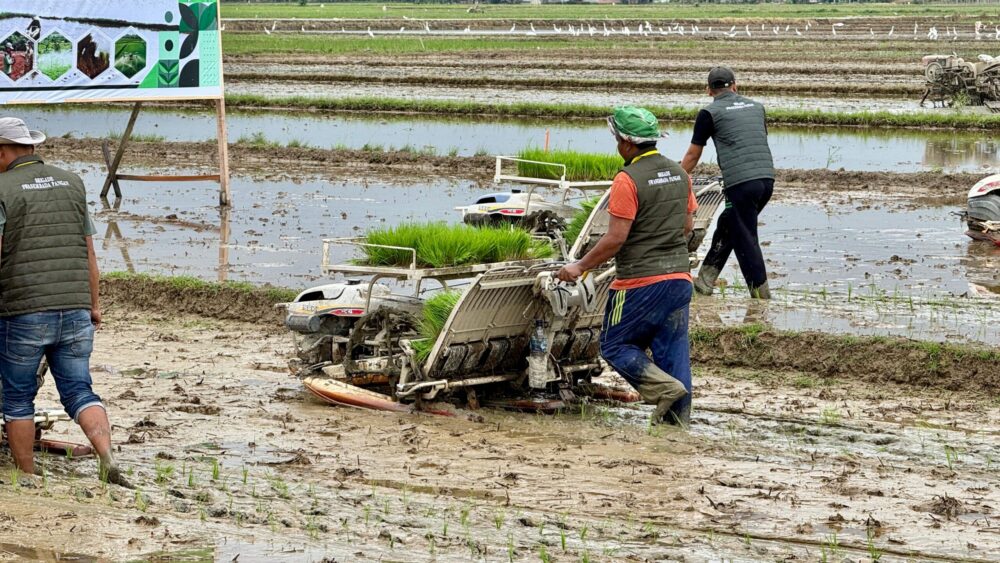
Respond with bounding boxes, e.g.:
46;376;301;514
47;158;997;346
21;105;1000;173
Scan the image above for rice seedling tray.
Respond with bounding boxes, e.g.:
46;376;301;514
321;237;549;284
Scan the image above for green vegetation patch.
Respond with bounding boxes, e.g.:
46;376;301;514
563;196;602;249
225;94;1000;131
411;290;462;363
360;222;554;268
516;148;621;182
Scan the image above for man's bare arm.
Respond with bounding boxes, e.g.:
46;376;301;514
87;236;101;328
685;212;694;238
681;144;704;175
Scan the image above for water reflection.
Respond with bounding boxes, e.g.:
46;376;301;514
924;138;1000;171
16;105;1000;173
99;197;134;274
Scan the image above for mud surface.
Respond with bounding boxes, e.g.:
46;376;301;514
0;303;997;561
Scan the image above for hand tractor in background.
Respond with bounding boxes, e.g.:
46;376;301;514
921;53;1000;109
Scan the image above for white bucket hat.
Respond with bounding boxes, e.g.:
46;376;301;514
0;117;46;145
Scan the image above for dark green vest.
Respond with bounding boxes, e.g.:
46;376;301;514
704;91;775;188
615;152;691;280
0;156;92;317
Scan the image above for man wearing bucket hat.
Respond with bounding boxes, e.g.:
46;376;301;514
558;107;698;426
681;66;775;299
0;118;128;486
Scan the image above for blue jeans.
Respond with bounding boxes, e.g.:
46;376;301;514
600;279;693;419
0;309;103;422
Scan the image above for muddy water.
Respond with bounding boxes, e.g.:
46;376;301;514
66;162;1000;344
19;106;1000;173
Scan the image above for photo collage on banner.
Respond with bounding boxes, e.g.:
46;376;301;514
0;0;223;103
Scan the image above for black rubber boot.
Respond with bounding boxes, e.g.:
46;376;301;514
694;265;720;296
750;281;772;300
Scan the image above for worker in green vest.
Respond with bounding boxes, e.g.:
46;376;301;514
681;67;775;299
559;107;698;426
0;117;129;487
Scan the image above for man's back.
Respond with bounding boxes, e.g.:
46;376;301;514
0;156;91;316
615;153;691;280
702;91;774;188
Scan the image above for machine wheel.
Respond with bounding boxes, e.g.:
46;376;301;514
343;307;420;387
294;316;352;372
925;61;944;82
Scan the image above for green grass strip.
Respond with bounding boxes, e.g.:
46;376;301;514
225;94;1000;131
516;148;621;182
360;222;554;268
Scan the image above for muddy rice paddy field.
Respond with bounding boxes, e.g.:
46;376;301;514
2;4;1000;562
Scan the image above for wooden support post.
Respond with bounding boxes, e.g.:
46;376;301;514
216;98;231;207
218;205;231;282
100;101;142;199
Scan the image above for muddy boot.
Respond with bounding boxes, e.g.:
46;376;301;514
694;265;720;296
664;403;691;427
636;366;688;426
750;281;772;300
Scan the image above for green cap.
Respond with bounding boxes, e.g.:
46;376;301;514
607;106;666;144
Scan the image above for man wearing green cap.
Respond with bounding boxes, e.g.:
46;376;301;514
681;66;774;299
558;107;697;426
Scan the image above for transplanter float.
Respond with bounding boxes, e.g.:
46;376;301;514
283;157;726;413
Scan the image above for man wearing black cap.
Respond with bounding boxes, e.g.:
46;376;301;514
681;66;774;299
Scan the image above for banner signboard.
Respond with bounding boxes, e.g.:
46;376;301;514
0;0;223;104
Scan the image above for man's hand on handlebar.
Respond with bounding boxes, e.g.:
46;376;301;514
557;262;584;282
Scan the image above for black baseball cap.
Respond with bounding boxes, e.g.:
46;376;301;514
708;66;736;89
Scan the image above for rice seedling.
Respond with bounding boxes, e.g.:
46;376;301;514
563;196;602;248
820;407;842;426
155;462;175;485
361;222;553;268
106;131;166;143
411;290;462;362
516;148;621;182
